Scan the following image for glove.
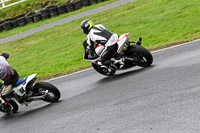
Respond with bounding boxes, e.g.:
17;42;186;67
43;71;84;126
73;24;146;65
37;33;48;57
85;48;89;53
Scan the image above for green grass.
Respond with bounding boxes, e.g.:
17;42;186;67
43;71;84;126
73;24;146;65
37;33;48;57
0;0;71;20
0;0;200;80
0;0;117;39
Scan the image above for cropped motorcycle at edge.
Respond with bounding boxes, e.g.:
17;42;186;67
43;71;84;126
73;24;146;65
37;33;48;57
84;33;153;76
0;73;60;116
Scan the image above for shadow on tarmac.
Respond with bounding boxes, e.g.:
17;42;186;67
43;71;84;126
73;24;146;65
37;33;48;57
97;65;155;84
0;100;62;121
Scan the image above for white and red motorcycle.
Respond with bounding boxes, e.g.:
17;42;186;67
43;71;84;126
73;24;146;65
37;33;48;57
84;33;153;76
0;73;60;116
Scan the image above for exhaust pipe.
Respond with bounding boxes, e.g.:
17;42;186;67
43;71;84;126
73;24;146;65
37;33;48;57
136;38;142;46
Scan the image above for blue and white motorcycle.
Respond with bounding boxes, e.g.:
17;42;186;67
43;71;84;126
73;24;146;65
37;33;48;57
0;73;60;116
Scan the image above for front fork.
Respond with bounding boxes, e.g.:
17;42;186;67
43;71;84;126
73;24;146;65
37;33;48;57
0;101;11;114
0;93;9;112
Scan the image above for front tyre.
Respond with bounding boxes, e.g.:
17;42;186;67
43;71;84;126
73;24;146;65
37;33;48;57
126;45;153;67
33;82;61;103
0;99;19;113
92;63;116;76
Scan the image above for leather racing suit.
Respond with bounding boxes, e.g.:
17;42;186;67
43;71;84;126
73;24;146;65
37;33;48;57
0;53;19;104
83;24;118;66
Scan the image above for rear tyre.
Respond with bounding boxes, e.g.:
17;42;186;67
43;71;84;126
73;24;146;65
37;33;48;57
92;63;116;76
126;45;153;67
33;82;60;102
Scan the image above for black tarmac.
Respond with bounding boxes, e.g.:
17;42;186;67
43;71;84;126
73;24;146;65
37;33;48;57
1;39;200;133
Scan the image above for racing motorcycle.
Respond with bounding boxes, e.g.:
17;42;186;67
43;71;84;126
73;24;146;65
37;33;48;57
0;73;60;116
84;33;153;76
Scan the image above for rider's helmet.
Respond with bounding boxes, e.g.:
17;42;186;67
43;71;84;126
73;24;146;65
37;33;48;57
81;19;94;34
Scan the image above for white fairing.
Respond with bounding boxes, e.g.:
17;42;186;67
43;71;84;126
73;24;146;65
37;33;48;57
105;33;118;47
117;33;130;54
12;73;37;97
95;34;118;56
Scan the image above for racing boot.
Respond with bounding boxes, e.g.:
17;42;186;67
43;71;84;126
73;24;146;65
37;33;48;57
0;96;5;105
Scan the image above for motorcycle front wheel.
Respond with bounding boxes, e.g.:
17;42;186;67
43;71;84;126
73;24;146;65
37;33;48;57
92;63;116;76
33;82;61;103
0;99;19;113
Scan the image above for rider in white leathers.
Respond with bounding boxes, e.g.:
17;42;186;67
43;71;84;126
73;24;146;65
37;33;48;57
81;19;118;66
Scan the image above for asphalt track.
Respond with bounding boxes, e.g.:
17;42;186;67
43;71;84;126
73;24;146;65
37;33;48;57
0;0;136;44
1;39;200;133
1;0;200;132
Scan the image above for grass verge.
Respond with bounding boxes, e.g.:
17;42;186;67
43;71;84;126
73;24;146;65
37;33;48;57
0;0;70;20
0;0;117;39
0;0;200;80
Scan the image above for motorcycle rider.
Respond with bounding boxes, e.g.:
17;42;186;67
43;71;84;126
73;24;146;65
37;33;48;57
81;19;123;67
0;53;19;116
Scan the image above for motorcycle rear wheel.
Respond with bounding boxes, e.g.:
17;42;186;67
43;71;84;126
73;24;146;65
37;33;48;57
126;45;153;67
33;82;61;103
92;63;116;76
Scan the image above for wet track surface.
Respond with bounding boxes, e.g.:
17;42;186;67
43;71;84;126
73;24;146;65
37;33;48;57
1;39;200;133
